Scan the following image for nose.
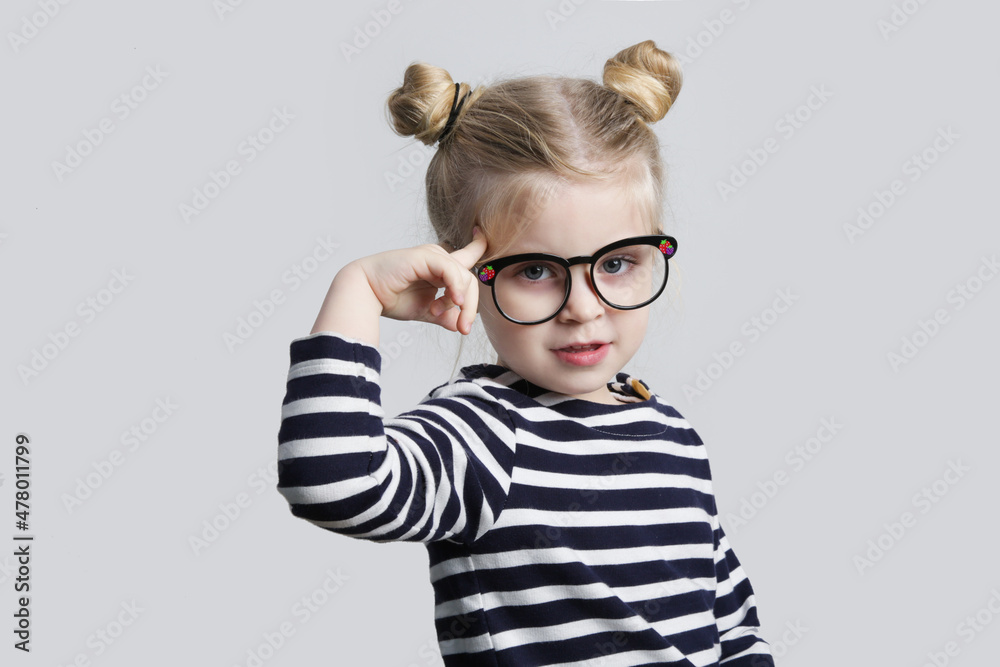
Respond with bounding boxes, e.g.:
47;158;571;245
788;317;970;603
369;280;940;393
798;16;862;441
556;264;605;323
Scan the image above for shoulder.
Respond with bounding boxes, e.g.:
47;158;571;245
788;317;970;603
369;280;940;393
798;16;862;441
406;366;528;435
424;363;538;408
424;366;523;412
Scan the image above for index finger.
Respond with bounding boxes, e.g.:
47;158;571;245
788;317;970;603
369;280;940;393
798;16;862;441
448;226;489;269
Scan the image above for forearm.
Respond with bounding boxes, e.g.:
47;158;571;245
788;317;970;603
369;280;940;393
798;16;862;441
310;262;383;347
276;332;517;544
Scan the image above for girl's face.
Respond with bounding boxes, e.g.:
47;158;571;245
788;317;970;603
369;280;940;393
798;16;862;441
477;180;653;404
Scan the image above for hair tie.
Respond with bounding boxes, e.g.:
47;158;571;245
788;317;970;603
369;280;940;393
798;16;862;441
438;82;470;144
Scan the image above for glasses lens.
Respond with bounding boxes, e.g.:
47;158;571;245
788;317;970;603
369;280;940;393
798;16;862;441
592;243;667;309
493;259;568;323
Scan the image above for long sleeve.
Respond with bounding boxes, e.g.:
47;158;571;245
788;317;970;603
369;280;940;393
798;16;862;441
712;514;774;665
276;332;518;545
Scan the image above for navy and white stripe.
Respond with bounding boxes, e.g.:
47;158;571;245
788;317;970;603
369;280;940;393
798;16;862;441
277;332;773;666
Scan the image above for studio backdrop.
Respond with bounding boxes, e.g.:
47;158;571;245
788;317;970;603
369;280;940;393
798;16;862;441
2;0;998;665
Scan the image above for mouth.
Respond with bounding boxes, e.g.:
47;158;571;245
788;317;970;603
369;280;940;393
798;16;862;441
552;342;610;366
556;342;605;352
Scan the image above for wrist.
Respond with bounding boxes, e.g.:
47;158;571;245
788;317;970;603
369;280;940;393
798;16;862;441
333;261;384;316
309;262;382;345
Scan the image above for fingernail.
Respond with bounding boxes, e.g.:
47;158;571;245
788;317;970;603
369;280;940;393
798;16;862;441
472;226;481;237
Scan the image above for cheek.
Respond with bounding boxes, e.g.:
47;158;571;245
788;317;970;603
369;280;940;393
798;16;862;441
477;285;509;340
477;303;540;357
477;284;499;322
476;282;491;306
618;309;650;337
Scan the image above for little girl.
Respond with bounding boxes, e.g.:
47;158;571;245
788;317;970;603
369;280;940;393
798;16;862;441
277;40;774;666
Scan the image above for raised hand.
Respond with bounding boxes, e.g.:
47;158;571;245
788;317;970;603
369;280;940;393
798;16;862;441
311;228;489;343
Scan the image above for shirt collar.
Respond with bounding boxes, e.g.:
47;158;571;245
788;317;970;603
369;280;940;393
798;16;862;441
459;364;652;404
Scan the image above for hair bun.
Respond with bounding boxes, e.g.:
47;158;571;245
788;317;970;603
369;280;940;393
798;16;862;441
603;40;683;124
386;63;474;146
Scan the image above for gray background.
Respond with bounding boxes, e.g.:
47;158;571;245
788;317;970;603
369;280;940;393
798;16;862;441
3;0;999;664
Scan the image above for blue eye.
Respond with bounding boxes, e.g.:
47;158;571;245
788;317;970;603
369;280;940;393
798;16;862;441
600;255;636;275
517;264;553;281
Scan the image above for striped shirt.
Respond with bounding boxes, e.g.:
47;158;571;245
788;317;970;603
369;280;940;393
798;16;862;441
277;332;774;666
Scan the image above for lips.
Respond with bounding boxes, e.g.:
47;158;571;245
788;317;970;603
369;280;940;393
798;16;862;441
557;342;606;351
552;341;610;366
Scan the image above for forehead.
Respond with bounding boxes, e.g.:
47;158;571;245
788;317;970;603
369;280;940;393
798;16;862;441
507;180;648;256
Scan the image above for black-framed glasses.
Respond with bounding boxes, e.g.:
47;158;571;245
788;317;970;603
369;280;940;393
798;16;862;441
473;234;678;325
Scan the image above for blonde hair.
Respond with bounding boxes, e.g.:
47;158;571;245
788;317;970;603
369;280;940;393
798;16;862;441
384;40;683;372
